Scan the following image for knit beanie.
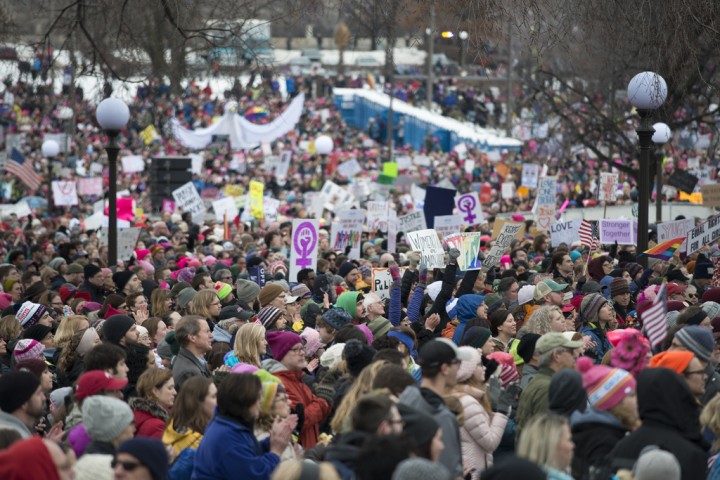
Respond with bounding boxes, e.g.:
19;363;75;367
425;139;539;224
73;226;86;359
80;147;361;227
625;263;644;280
83;395;134;442
116;438;169;480
548;369;587;416
170;282;192;298
300;327;322;357
694;262;714;280
13;339;45;363
633;446;681;480
483;293;504;314
16;301;47;329
367;316;392;338
580;293;607;324
259;283;284;307
0;371;40;412
338;262;356;278
322;308;352;331
257;306;284;329
487;352;520;387
456;346;481;383
516;333;542;363
176;287;198;310
610;278;630;298
320;343;345;369
176;267;196;285
21;324;53;343
112;270;135;294
343;339;376;377
356;324;374;345
649;350;694;375
266;330;302;362
14;358;48;378
702;301;720;322
214;281;232;301
102;314;135;344
84;263;102;281
398;404;440;449
427;281;442;302
253;370;283;415
392;458;451;480
675;326;714;363
164;331;180;356
460;326;492;350
576;356;636;411
76;328;100;357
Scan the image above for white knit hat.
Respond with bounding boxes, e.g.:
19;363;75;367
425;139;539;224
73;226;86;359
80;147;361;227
320;343;346;369
427;281;442;302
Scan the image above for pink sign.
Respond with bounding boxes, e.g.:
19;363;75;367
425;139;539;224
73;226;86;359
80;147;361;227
162;199;176;213
77;177;103;196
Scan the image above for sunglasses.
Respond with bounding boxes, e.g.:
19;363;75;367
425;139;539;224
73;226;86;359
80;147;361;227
111;459;141;471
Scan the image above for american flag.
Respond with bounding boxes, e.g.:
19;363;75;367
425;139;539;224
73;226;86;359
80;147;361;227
642;283;668;348
578;219;599;250
5;148;41;191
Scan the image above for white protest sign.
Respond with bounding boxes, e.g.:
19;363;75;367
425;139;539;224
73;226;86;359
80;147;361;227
330;209;365;258
275;151;292;183
337;158;362;178
599;219;636;245
189;153;203;174
406;229;445;269
365;208;389;232
501;182;515;199
455;192;485;227
535;176;557;231
599;173;619;202
658;218;695;253
398;210;427;233
434;215;464;241
321;181;353;212
52;181;79;206
117;227;142;261
212;197;239;223
387;210;397;253
121;155;145;173
371;267;408;300
263;197;280;223
411;184;426;210
550;219;581;247
396;156;412;171
77;177;103;196
413;154;431;167
484;222;526;270
687;215;720;255
0;201;32;218
521;163;540;188
172;182;206;217
464;160;475;174
290;219;319;282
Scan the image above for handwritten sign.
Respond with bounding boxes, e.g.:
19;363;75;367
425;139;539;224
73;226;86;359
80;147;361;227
387;210;397;253
434;215;464;240
485;222;526;270
702;184;720;208
77;177;103;196
687;215;720;255
521;163;540;188
290;219;319;282
398;210;427;233
599;173;619;202
212;197;239;223
331;210;365;259
406;229;445;269
263;197;280;224
172;182;205;217
550;219;581;247
52;180;78;206
444;233;483;270
371;267;408;300
535;177;557;231
455;192;485;227
658;218;695;254
599;219;636;245
249;181;264;219
337;158;362;178
501;182;515;199
117;227;142;261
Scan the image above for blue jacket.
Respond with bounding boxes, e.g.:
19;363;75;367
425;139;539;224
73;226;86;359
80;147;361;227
192;414;280;480
452;294;485;345
579;323;613;364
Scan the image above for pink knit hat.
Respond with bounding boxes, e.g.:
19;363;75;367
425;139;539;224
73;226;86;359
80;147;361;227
456;346;482;383
576;356;636;411
356;324;374;345
13;339;45;363
300;327;322;358
488;352;520;387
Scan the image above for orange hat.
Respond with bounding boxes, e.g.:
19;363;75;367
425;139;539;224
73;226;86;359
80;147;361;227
649;350;694;375
686;261;696;274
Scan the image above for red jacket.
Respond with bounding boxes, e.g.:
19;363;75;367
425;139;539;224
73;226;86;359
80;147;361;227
129;398;168;440
274;369;331;448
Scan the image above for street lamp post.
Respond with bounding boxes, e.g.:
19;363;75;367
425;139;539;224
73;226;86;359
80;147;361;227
459;31;468;69
652;122;672;223
627;72;667;267
315;134;333;183
95;98;130;268
42;139;60;211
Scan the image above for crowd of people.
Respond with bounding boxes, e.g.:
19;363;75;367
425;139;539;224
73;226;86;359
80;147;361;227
0;62;718;480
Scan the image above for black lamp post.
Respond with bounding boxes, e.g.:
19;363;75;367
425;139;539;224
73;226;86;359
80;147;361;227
652;122;672;224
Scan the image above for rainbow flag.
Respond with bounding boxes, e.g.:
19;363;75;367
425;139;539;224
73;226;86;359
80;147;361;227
640;237;686;260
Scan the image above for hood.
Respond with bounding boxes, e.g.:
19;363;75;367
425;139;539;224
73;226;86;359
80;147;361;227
324;431;369;465
588;256;608;282
164;421;202;449
0;437;60;480
335;291;361;319
570;405;621;429
457;295;484;323
398;385;442;415
212;326;232;345
260;358;288;373
129;397;169;422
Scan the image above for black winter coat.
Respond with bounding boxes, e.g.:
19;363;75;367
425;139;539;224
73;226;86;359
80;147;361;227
570;408;628;480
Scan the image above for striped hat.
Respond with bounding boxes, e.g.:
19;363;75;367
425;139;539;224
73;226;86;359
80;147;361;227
675;326;714;363
214;281;233;301
13;339;45;363
576;356;636;411
257;306;284;329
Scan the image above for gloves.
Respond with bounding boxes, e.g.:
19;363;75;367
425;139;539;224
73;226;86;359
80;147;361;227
487;376;502;407
389;265;401;282
291;403;305;435
418;265;428;284
408;251;422;269
449;248;461;261
494;383;522;417
482;357;499;383
315;384;334;408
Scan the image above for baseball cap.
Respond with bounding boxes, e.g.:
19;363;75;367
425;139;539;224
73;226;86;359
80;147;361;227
533;280;569;301
535;332;584;356
517;285;535;306
285;295;299;304
76;370;128;401
418;338;473;369
219;305;246;321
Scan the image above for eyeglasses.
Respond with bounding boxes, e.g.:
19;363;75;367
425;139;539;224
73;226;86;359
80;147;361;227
289;346;305;354
211;302;221;307
687;293;698;298
111;459;141;471
685;369;708;377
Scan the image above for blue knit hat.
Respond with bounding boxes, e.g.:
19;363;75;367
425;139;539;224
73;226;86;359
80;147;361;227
116;438;169;480
322;308;352;330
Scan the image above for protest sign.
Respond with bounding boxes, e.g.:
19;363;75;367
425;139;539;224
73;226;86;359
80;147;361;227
189;153;203;175
212;197;239;223
331;209;365;259
337;158;362;178
117;227;142;261
121;155;145;173
521;163;540;188
687;215;720;255
275;150;292;183
424;186;456;228
464;160;475;174
406;229;445;269
599;173;619;202
371;267;408;300
413;154;431;167
365;208;389;232
492;218;526;240
263;197;280;223
77;177;103;196
290;219;319;282
535;177;557;231
668;170;699;194
455;192;485;227
411;184;426;210
321;180;354;212
658;218;695;253
599;219;635;245
172;182;205;217
484;222;526;270
434;215;464;240
444;233;483;270
387;211;397;253
161;199;175;214
396;156;412;171
550;219;581;247
398;210;427;233
702;184;720;208
249;181;264;219
501;182;515;199
52;181;78;206
0;201;32;218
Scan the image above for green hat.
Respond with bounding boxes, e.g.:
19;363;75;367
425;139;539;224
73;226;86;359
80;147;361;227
484;293;504;314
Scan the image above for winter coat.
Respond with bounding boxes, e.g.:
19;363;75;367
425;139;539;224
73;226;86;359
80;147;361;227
608;368;708;480
322;430;370;480
520;363;539;389
77;280;106;304
399;385;463;479
701;363;720;406
163;420;203;459
454;386;508;479
130;397;170;439
192;414;279;480
274;368;331;449
579;323;613;364
172;347;212;390
0;411;32;438
452;294;485;345
516;366;555;434
570;406;629;480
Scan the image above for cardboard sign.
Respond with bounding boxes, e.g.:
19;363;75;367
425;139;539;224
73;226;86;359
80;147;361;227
599;173;619;202
371;267;408;300
77;177;103;196
212;197;239;223
172;182;206;217
485;222;526;270
535;177;557;231
550;219;581;247
455;192;485;227
687;215;720;255
290;219;319;282
117;227;142;261
668;170;699;194
492;218;526;240
444;233;483;270
434;215;464;240
331;209;365;258
658;218;695;253
406;229;445;269
398;210;427;233
702;184;720;208
521;163;540;188
249;181;264;219
599;219;636;245
52;180;78;206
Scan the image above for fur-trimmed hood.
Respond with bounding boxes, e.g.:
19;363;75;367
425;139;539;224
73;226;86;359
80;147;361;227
128;397;169;422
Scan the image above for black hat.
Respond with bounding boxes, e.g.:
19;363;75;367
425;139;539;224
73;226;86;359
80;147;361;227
338;262;357;278
516;333;541;364
418;338;472;369
666;268;690;283
116;438;169;480
581;280;606;294
481;455;547;480
103;315;135;344
0;371;40;412
343;339;376;377
460;327;492;350
113;270;135;294
84;263;102;281
218;305;246;321
21;324;53;343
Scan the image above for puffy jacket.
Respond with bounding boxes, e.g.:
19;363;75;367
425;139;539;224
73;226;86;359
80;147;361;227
163;420;203;460
455;387;508;479
579;323;613;364
130;397;169;439
192;414;279;480
274;368;331;448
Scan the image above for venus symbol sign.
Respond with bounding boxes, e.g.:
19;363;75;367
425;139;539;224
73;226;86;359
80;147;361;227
458;194;477;224
293;222;317;269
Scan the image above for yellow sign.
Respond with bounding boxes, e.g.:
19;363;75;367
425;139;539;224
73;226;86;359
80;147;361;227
492;218;526;240
140;125;160;145
680;191;703;205
382;162;399;178
224;184;244;197
249;181;264;219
